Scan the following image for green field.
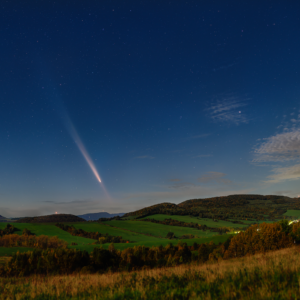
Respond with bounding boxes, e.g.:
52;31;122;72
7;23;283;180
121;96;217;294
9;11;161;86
0;247;33;256
0;220;230;255
140;214;252;228
0;223;95;245
284;210;300;218
140;214;281;228
103;219;218;239
73;222;162;243
0;215;282;257
68;234;231;252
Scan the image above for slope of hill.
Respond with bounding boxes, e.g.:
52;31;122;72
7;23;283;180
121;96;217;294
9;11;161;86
124;194;299;221
16;214;85;223
77;212;125;221
0;215;5;220
123;203;186;218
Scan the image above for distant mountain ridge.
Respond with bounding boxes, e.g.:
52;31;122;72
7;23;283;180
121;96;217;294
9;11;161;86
0;215;5;219
77;212;125;221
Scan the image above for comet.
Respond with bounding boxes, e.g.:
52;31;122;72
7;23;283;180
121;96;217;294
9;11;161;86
64;114;102;184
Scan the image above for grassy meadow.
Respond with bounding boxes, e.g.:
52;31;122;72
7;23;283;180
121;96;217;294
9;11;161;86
1;207;300;299
1;246;300;299
140;214;250;228
284;210;300;218
72;222;163;242
0;223;94;255
103;219;218;238
0;209;294;257
0;217;229;255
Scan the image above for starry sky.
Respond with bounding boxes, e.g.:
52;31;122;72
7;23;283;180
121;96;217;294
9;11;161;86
1;1;300;217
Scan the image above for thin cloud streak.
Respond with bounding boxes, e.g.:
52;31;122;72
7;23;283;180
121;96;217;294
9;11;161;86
123;186;253;206
207;96;249;125
254;129;300;162
198;172;232;184
169;182;195;189
265;164;300;184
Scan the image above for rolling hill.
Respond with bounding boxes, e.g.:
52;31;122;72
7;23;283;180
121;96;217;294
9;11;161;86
123;194;300;221
77;212;125;221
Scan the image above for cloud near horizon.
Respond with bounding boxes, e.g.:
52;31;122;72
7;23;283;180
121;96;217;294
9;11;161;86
169;182;196;189
123;186;253;207
265;164;300;184
197;172;232;184
254;129;300;162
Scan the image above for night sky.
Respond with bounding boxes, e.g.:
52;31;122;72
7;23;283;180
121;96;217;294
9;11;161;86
1;1;300;217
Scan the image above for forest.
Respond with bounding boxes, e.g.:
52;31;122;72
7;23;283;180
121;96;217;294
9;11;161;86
55;223;130;244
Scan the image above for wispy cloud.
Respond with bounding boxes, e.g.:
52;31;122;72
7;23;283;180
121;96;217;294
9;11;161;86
253;129;300;162
123;186;253;206
197;172;232;184
265;164;300;184
169;182;195;189
212;62;237;72
134;155;155;159
42;199;94;205
274;190;293;196
207;95;249;125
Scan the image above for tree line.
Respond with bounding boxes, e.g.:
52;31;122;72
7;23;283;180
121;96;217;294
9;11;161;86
55;223;130;244
0;224;18;236
141;218;230;235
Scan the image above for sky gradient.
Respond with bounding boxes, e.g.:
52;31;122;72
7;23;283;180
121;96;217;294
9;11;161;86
1;1;300;217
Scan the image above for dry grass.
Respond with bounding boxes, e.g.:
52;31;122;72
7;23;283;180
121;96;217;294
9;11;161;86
1;246;300;299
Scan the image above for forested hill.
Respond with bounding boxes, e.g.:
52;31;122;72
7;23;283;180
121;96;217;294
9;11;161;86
78;212;125;221
124;194;300;221
16;214;85;223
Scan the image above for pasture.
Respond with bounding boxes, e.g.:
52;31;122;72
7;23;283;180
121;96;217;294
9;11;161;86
72;222;162;243
140;214;249;228
0;220;230;256
141;214;281;228
0;223;95;245
284;210;300;218
68;234;231;252
103;219;218;239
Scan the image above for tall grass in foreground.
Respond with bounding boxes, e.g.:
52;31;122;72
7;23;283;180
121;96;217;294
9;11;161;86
1;246;300;299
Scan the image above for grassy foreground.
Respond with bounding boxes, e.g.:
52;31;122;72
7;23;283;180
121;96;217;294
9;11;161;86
1;246;300;299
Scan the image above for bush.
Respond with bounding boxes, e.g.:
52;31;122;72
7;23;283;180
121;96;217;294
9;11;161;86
0;234;67;249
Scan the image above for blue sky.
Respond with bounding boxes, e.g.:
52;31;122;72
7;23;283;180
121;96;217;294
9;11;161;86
1;1;300;217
